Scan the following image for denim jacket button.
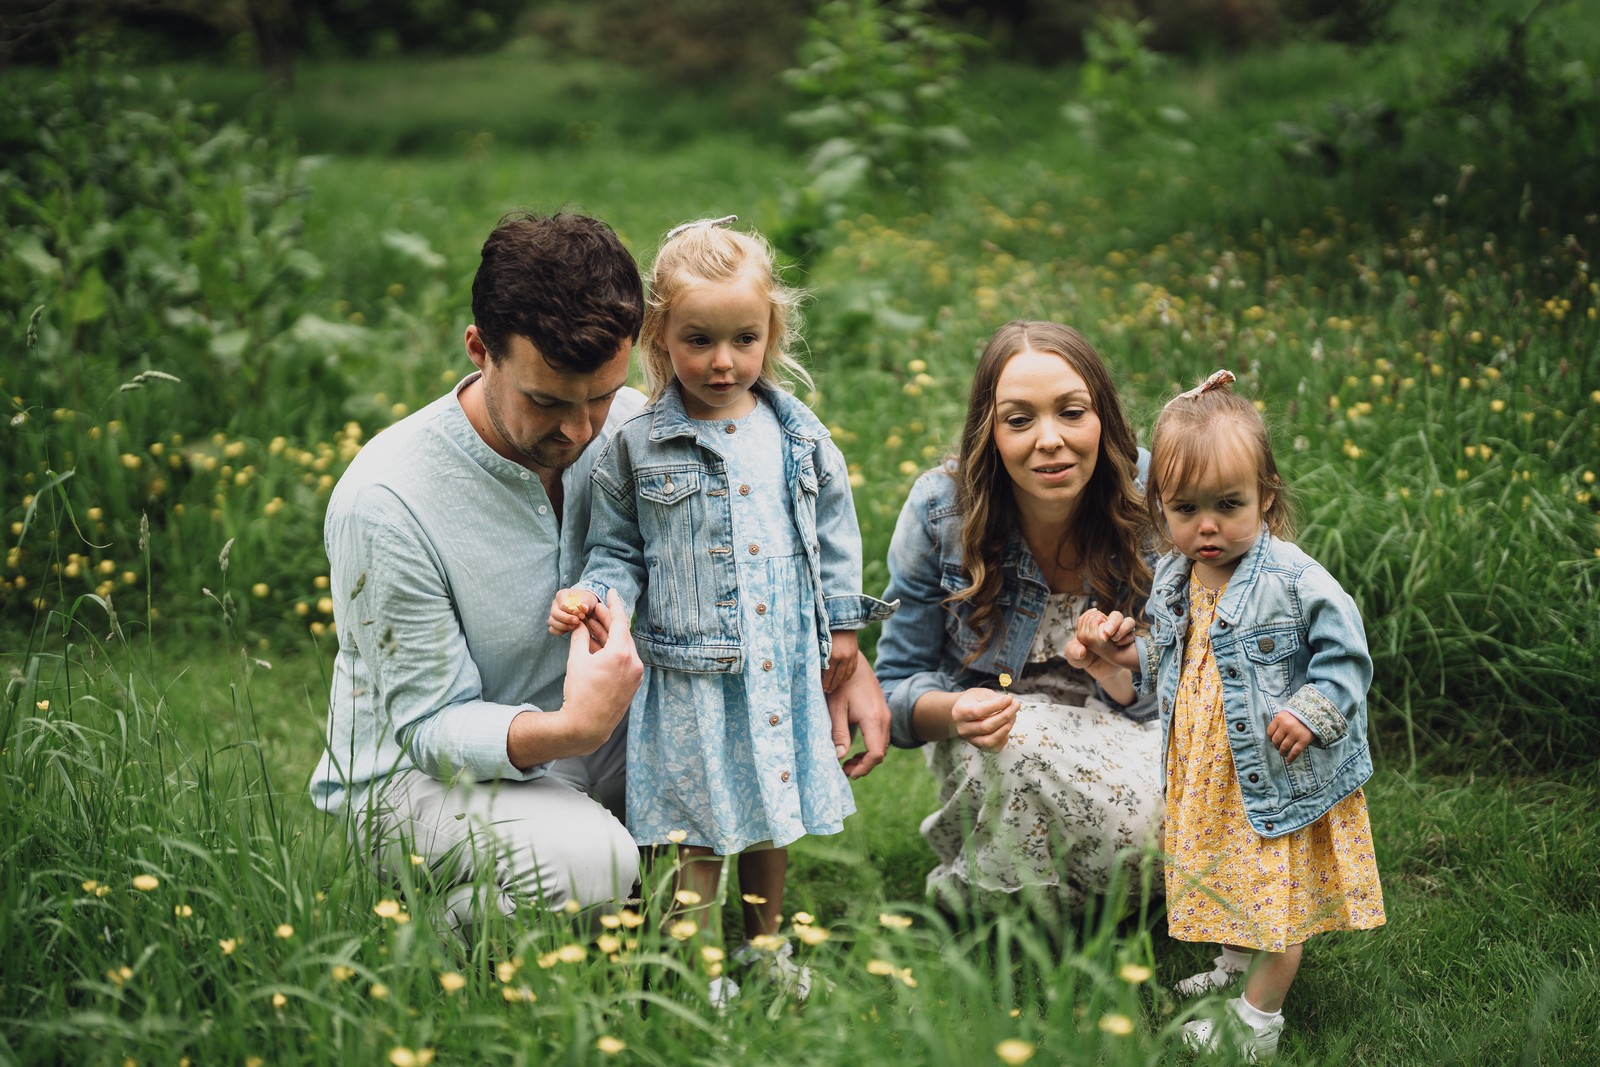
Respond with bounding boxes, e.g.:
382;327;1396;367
739;484;751;495
1258;637;1275;653
780;770;791;782
1218;619;1228;628
768;714;781;725
756;603;768;615
1248;772;1259;783
724;423;737;434
1226;667;1239;679
748;543;760;555
1264;821;1274;831
1234;721;1246;731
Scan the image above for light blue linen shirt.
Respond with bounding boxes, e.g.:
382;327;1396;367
309;375;645;815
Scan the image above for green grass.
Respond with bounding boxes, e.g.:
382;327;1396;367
4;1;1600;1061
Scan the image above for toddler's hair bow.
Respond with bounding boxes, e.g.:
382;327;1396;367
1175;368;1236;401
665;215;739;241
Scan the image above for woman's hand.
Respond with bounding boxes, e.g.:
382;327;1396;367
1267;710;1313;764
822;630;859;693
950;688;1019;752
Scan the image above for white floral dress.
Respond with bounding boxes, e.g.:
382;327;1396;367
922;592;1164;914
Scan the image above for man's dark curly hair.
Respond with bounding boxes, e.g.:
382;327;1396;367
470;212;643;371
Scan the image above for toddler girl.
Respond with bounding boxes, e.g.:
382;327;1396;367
550;216;894;1003
1074;370;1385;1059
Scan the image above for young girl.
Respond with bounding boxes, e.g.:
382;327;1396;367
550;216;894;1001
1074;370;1385;1059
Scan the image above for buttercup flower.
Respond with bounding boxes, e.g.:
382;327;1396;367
1098;1013;1134;1036
596;1037;626;1055
995;1038;1035;1064
878;913;914;929
1117;963;1152;983
131;874;160;891
439;972;466;993
275;924;294;939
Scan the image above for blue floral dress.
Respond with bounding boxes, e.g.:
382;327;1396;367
626;398;856;854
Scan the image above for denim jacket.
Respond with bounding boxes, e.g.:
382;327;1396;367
578;380;896;673
875;464;1159;749
1134;531;1374;838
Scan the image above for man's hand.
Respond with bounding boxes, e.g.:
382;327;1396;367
825;653;889;779
950;687;1018;752
1267;710;1313;764
558;590;642;751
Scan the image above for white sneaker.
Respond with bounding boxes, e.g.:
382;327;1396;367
731;938;813;1004
1181;997;1284;1062
707;975;740;1013
1174;952;1249;998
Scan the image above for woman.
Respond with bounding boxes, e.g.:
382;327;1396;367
876;320;1163;917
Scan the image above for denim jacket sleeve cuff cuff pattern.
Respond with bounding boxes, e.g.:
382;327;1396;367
824;594;899;630
1283;684;1347;746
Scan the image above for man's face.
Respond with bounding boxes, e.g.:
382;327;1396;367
466;327;631;476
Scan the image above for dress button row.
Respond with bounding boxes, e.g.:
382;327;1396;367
756;603;768;615
748;543;760;555
762;659;773;671
768;714;781;726
738;484;751;495
724;423;737;434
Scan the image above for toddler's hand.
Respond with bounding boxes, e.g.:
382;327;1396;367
1066;608;1139;670
549;588;599;636
1267;710;1313;764
822;630;859;693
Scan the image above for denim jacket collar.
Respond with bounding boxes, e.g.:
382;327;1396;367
647;380;829;445
1153;525;1271;621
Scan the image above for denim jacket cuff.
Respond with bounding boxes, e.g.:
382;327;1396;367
574;579;612;606
824;593;899;630
1283;684;1348;746
1132;635;1160;696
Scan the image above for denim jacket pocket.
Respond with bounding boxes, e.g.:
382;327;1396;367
636;468;706;638
1241;625;1300;700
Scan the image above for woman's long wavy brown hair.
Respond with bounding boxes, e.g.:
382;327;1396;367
948;321;1152;658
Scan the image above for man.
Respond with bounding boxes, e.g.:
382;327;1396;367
310;212;889;928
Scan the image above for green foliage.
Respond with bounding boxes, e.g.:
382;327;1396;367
776;0;980;256
307;0;533;56
1061;14;1191;148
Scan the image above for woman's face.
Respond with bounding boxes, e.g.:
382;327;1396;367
992;348;1102;516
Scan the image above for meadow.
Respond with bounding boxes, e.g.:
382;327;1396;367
3;1;1599;1062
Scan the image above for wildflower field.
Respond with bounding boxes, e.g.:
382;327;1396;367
3;2;1599;1063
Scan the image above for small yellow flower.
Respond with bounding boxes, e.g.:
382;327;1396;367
740;892;768;905
81;879;99;893
495;960;520;983
666;829;688;843
501;985;536;1003
373;899;402;919
132;874;160;891
555;943;587;964
599;913;622;929
791;910;814;926
36;700;49;711
997;673;1012;689
369;983;390;999
409;853;425;866
1098;1013;1134;1036
219;938;238;955
700;945;725;964
271;992;287;1009
332;965;355;982
439;971;466;993
907;359;928;373
878;912;914;929
617;909;645;929
174;904;193;918
674;889;703;906
275;924;294;939
388;1048;436;1067
668;920;699;941
995;1038;1036;1064
1117;962;1152;983
795;924;831;946
1009;1008;1021;1018
867;959;895;976
596;1036;627;1055
563;898;582;915
596;934;621;955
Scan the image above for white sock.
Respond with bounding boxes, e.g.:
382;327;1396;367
1218;946;1253;973
1235;994;1283;1025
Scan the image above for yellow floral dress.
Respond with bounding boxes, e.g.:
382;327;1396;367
1164;574;1386;952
